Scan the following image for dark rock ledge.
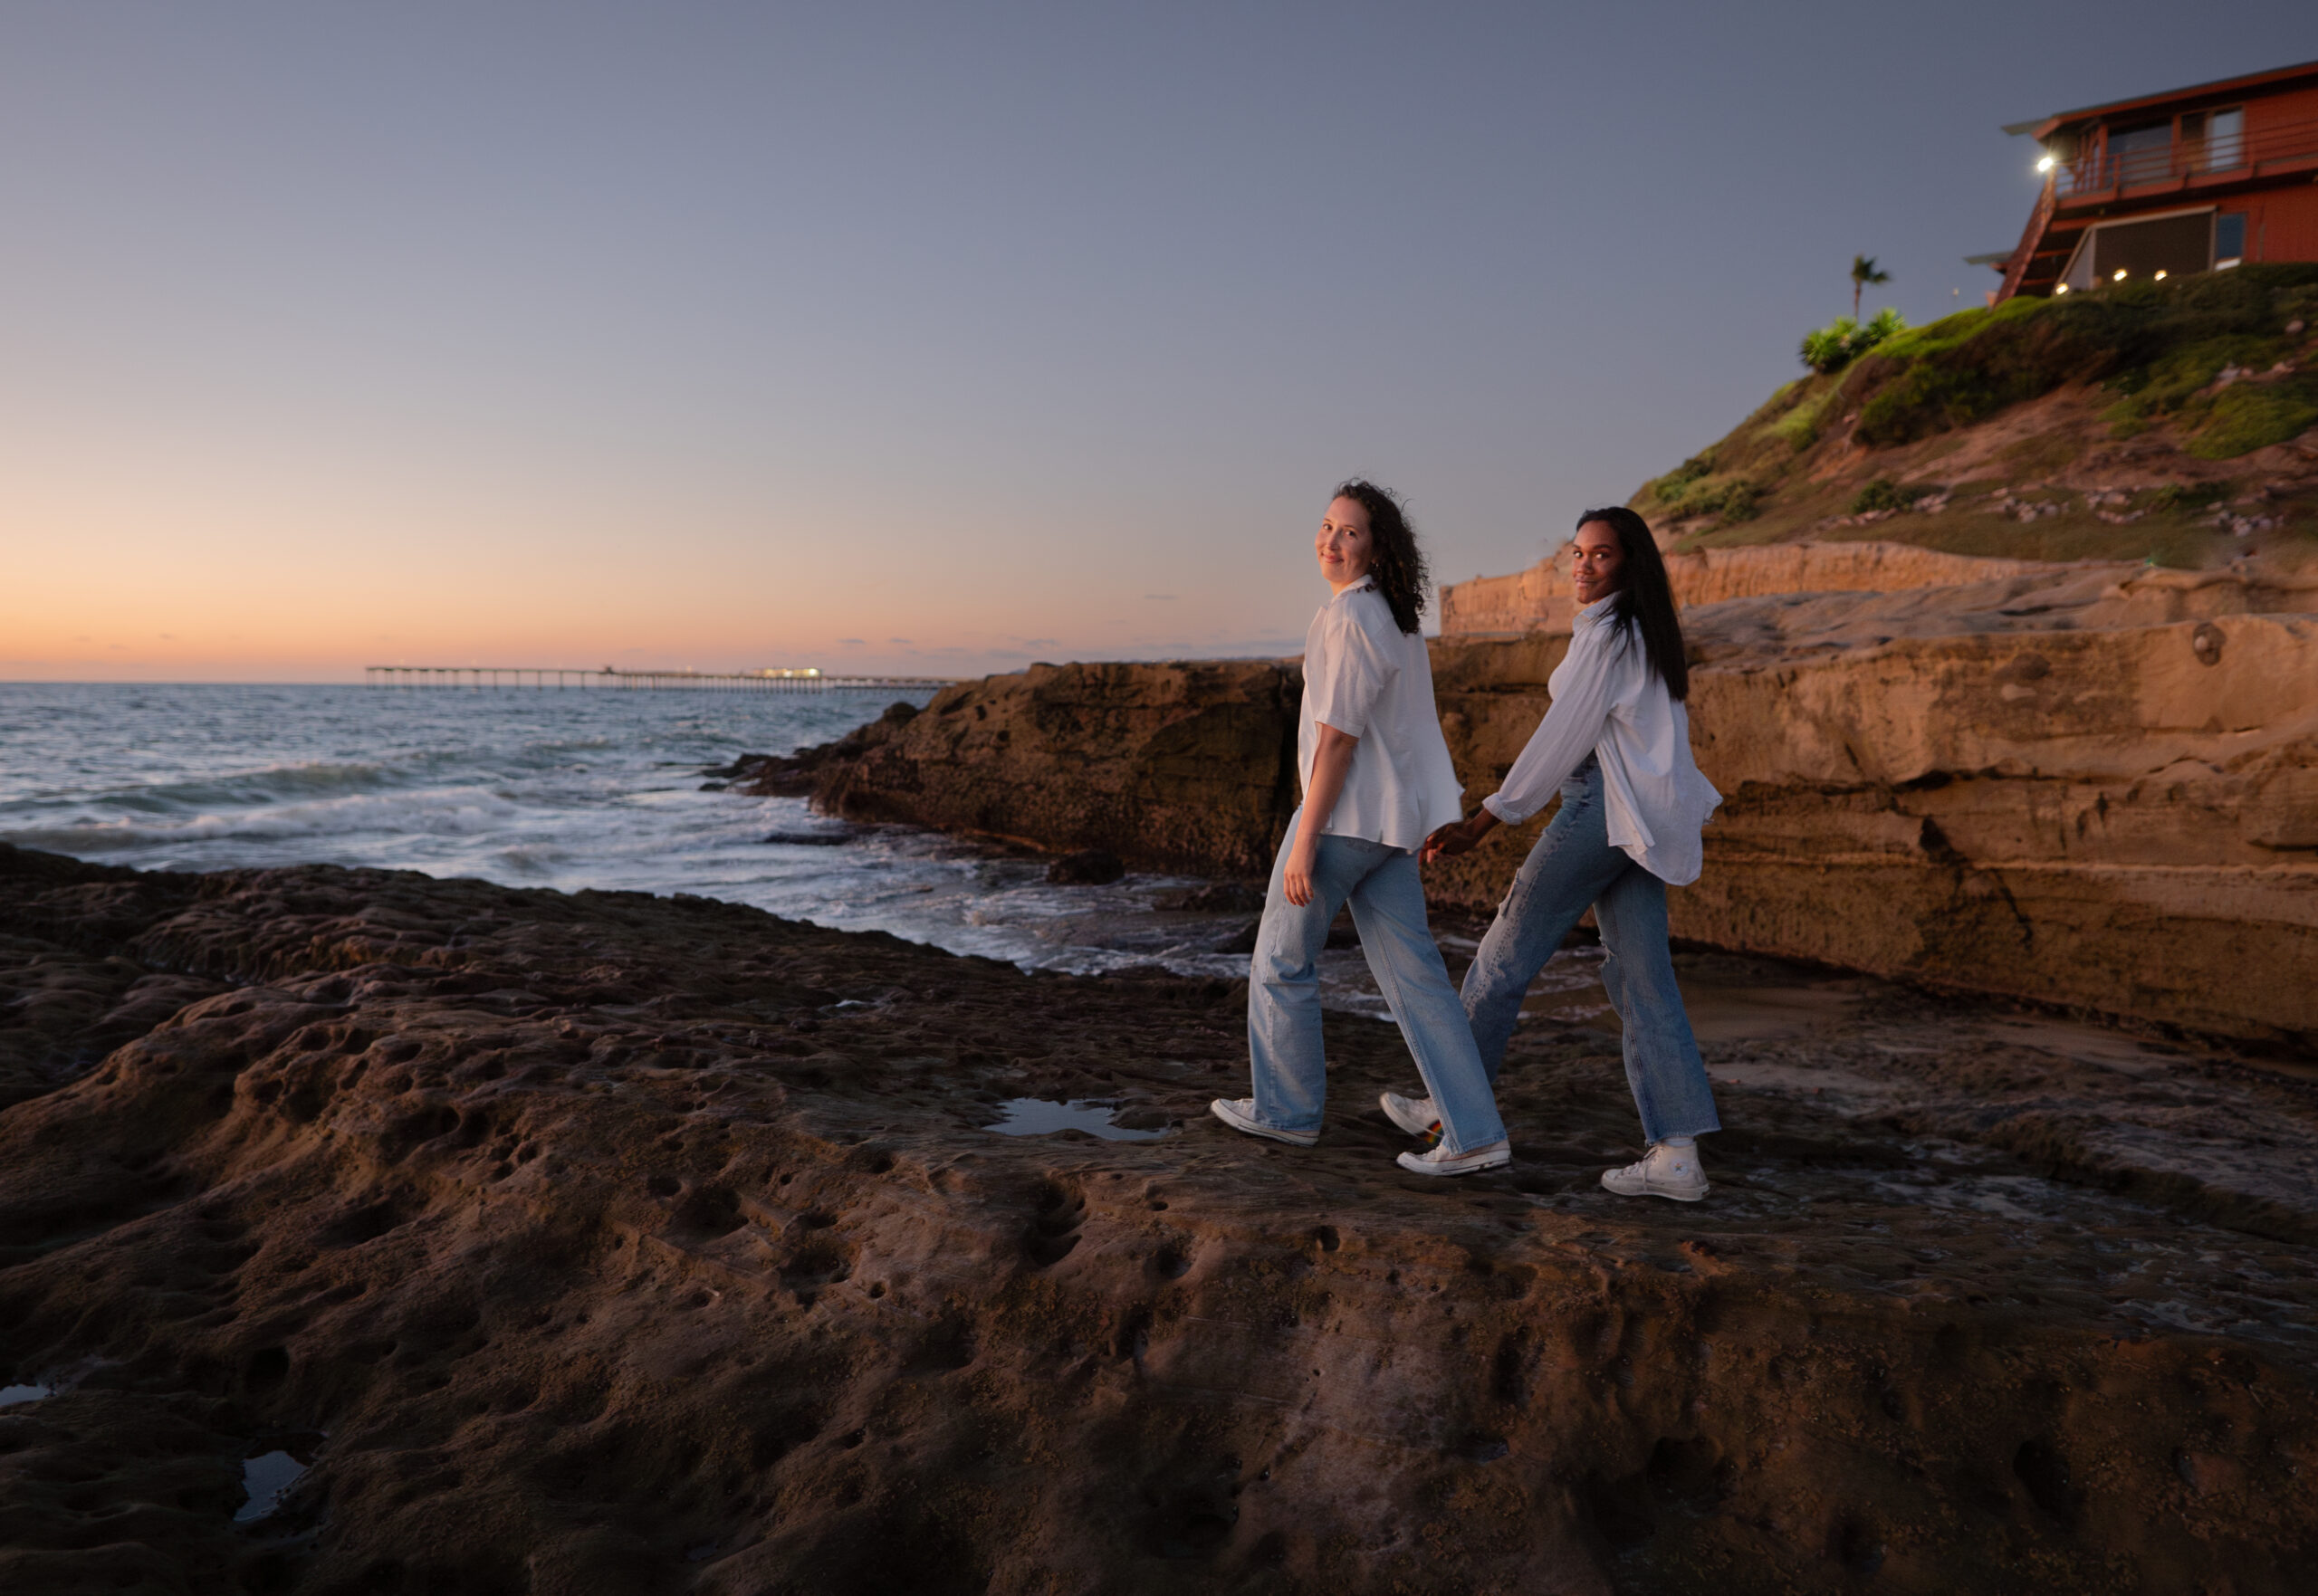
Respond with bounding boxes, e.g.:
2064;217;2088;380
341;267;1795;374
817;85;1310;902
4;841;2314;1593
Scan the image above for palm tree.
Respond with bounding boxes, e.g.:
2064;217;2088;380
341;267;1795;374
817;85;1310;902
1851;254;1891;321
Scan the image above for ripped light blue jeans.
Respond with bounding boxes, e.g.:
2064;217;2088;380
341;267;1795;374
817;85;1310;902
1462;758;1720;1145
1247;810;1508;1154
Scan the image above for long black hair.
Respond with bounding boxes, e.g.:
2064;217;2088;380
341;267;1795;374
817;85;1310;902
1576;505;1689;701
1333;478;1428;636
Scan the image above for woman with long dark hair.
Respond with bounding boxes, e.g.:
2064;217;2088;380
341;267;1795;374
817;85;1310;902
1413;506;1724;1199
1211;480;1511;1175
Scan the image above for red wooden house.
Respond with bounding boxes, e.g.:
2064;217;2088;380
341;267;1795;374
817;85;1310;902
1984;59;2318;301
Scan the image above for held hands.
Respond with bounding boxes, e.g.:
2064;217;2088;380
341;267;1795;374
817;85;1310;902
1419;810;1499;865
1298;807;1489;895
1417;822;1472;865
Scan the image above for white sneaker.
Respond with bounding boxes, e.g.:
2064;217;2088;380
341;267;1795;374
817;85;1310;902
1209;1097;1318;1147
1600;1143;1709;1202
1378;1092;1441;1139
1395;1139;1510;1177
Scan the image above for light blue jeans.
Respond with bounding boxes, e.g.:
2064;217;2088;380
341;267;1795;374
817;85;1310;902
1247;811;1508;1154
1462;759;1720;1145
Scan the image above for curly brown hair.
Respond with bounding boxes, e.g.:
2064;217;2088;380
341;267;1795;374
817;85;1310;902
1332;479;1429;635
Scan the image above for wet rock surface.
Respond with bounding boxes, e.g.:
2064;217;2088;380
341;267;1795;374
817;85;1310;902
3;842;2315;1594
707;702;924;798
1046;849;1126;887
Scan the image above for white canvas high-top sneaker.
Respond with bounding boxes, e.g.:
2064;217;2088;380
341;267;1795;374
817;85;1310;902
1378;1092;1439;1138
1600;1142;1709;1202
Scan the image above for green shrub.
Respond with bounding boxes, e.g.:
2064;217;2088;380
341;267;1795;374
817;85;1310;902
1645;455;1761;522
1800;308;1907;375
1800;322;1854;375
1853;316;2102;447
2101;334;2271;436
1644;454;1716;511
1633;266;2318;523
1763;382;1842;453
1651;454;1713;497
1687;477;1763;522
2185;377;2318;459
2049;265;2318;368
1867;298;2043;363
1849;479;1937;515
1846;265;2318;450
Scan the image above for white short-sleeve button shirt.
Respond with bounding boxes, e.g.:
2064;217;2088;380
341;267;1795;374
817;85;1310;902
1298;578;1465;853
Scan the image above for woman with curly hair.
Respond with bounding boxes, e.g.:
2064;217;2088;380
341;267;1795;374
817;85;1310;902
1414;506;1723;1201
1210;480;1510;1175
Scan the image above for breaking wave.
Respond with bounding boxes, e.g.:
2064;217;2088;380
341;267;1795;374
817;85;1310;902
0;682;1327;997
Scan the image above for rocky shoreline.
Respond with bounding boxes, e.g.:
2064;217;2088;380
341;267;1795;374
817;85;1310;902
720;661;1303;881
5;841;2317;1593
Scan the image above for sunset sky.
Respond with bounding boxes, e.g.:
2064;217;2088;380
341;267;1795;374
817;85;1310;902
6;2;2312;681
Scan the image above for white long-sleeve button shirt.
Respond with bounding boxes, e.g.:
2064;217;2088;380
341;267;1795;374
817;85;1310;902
1299;577;1465;854
1479;595;1722;884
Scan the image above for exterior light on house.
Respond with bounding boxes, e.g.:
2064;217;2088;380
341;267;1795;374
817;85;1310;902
2036;153;2057;172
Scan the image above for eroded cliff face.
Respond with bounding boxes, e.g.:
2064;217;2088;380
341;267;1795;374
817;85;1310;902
1437;538;2318;638
1438;540;2107;637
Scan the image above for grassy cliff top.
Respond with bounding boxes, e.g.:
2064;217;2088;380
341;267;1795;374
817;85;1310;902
1635;265;2318;569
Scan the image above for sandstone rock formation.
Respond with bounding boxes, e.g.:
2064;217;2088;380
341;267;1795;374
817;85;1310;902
5;843;2318;1593
745;659;1302;879
1440;537;2318;637
1425;573;2318;1046
1439;539;2110;637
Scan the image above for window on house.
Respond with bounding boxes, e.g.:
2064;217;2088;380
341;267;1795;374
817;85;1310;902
2216;213;2246;266
2092;212;2215;281
2107;119;2174;184
2206;108;2246;169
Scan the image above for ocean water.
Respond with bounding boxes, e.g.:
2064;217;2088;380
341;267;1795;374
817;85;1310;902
0;681;1347;995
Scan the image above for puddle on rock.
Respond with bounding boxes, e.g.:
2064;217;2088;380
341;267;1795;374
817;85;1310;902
987;1099;1169;1142
235;1448;313;1524
0;1381;53;1408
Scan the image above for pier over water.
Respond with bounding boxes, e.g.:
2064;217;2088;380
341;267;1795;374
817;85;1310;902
365;665;956;693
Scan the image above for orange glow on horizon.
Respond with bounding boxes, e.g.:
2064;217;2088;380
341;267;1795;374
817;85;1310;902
3;478;1317;682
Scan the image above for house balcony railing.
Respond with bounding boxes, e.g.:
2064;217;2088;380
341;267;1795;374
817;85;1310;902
2057;114;2318;198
